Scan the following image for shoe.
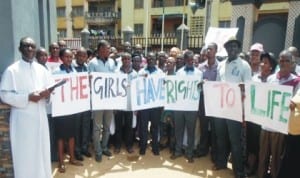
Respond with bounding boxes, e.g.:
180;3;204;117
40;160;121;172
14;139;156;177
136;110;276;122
152;150;160;156
127;147;134;154
170;154;182;160
114;148;121;154
139;149;146;155
95;155;102;162
69;160;83;166
212;164;227;171
58;163;66;173
82;151;92;157
75;154;84;161
102;150;112;157
245;166;256;176
187;157;194;163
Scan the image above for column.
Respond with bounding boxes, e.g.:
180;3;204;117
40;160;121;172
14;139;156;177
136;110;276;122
0;0;57;74
285;0;300;48
230;3;257;52
0;104;12;177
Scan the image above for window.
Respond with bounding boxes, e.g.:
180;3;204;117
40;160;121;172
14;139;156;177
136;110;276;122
152;20;161;34
190;16;205;35
153;0;163;7
175;0;184;6
134;24;143;35
72;6;84;17
57;7;66;17
58;29;67;38
88;4;97;13
219;20;231;28
134;0;143;9
73;30;82;38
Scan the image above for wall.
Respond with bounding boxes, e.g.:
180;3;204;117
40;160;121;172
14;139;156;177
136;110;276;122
0;0;57;74
0;104;12;177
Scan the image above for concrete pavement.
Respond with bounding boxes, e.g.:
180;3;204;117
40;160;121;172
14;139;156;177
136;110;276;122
52;146;235;178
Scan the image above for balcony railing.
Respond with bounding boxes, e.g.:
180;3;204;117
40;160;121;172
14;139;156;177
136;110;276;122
152;0;188;8
60;34;204;52
85;11;120;25
86;0;113;2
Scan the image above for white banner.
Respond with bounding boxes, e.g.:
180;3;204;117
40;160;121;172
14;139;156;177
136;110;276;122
51;72;90;117
244;82;293;134
131;74;165;110
205;27;239;57
164;75;201;111
91;72;128;110
203;81;243;122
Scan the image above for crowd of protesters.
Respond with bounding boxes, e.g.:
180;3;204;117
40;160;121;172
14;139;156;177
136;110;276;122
1;36;300;178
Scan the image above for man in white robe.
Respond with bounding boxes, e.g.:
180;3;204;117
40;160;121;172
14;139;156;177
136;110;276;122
0;37;53;178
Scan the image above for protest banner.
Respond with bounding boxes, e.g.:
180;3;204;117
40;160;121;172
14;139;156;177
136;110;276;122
244;82;293;134
91;72;128;110
205;27;238;57
203;81;243;122
164;75;201;111
51;72;90;117
131;74;165;110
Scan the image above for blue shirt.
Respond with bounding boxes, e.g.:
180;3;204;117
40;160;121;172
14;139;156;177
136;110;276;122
88;57;116;73
198;60;218;81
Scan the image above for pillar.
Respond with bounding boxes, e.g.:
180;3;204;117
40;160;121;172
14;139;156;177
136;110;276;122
0;104;12;177
230;3;257;52
0;0;57;75
176;24;189;50
81;28;90;49
122;26;134;44
285;0;300;49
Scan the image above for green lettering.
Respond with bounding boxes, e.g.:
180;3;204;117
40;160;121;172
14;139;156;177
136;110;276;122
279;92;292;123
166;80;175;103
250;85;266;116
178;81;186;98
267;90;271;118
270;90;281;120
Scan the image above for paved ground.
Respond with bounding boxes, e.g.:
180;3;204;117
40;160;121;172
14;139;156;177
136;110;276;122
52;146;235;178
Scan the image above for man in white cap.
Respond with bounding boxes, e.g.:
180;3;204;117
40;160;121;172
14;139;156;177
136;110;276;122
214;36;251;178
249;43;264;76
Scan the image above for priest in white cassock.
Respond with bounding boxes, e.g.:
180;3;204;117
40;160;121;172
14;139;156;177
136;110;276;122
0;37;53;178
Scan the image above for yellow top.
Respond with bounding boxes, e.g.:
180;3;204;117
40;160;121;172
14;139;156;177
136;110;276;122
289;94;300;135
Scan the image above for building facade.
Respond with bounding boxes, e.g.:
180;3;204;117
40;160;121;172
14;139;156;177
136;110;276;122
56;0;300;56
56;0;88;38
0;0;57;74
230;0;300;57
121;0;300;56
56;0;121;38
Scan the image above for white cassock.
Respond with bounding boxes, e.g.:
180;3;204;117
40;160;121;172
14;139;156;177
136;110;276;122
0;60;53;178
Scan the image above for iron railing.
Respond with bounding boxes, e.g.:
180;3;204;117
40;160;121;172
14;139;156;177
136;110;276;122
61;34;204;53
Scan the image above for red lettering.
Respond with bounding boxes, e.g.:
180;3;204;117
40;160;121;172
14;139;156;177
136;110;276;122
214;83;228;108
56;78;67;102
226;88;235;107
70;77;79;101
213;83;235;108
79;76;88;99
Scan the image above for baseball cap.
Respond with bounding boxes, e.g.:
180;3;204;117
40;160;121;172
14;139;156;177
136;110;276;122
250;43;264;52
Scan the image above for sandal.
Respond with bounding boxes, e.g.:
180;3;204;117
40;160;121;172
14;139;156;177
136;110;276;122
58;164;66;173
69;160;83;166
